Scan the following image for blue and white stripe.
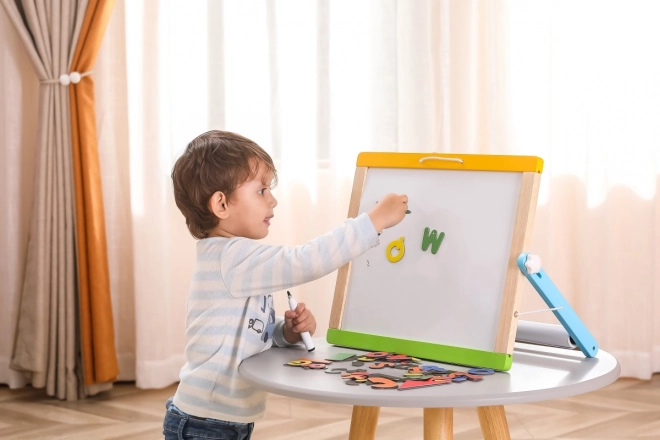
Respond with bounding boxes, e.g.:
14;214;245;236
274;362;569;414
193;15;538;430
172;213;378;422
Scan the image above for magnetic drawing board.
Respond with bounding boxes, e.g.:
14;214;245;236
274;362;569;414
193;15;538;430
327;153;543;370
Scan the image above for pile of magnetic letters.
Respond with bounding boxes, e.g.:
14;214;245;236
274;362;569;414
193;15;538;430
285;351;495;391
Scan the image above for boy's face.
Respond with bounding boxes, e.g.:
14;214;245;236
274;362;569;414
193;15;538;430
213;162;277;239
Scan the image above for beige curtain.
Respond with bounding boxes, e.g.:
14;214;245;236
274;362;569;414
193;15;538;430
0;5;39;390
0;0;115;399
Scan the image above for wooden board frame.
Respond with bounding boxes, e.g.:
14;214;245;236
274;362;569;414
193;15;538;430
495;171;541;353
329;166;368;330
327;153;543;370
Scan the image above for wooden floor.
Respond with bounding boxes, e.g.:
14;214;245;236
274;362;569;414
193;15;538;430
1;375;659;439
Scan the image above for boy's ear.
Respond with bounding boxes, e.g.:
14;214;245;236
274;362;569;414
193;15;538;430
209;191;230;220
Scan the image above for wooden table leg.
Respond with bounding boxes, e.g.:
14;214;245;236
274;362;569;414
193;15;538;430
477;406;511;440
349;405;380;440
424;408;453;439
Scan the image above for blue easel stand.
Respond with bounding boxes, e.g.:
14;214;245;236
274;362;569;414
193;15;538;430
517;253;599;358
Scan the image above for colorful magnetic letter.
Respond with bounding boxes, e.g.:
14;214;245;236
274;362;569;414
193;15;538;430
428;377;452;384
468;368;494;375
364;352;389;358
398;379;448;391
307;363;327;369
421;228;445;254
386;237;406;263
368;377;398;389
300;358;333;365
342;372;370;380
287;360;312;367
452;372;483;381
369;362;395;369
421;366;448;373
386;354;411;362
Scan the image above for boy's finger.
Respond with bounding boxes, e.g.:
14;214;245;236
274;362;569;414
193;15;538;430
291;314;307;330
294;322;312;333
292;310;312;326
295;302;306;315
284;310;296;321
293;315;314;333
295;323;315;336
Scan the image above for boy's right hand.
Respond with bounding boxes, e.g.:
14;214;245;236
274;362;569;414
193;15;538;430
367;193;408;233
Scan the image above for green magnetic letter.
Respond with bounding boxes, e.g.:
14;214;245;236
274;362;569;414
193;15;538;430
422;227;445;254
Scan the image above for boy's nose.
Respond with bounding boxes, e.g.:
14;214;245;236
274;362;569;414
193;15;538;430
271;194;278;208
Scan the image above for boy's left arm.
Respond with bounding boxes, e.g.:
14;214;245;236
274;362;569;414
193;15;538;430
272;302;317;347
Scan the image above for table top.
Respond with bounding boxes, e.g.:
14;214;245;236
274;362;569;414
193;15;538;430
239;339;620;408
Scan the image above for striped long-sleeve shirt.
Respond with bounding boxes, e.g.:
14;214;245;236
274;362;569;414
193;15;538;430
172;213;379;422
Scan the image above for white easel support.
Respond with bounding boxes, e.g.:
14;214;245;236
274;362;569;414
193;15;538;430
517;253;599;358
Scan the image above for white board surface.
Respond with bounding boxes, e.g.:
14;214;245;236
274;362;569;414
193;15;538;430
341;167;522;352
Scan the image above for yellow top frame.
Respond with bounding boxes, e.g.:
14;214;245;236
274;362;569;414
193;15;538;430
357;152;544;173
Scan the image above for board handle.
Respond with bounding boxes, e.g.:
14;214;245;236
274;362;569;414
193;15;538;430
419;156;464;164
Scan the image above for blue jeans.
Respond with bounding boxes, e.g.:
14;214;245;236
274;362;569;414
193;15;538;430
163;397;254;440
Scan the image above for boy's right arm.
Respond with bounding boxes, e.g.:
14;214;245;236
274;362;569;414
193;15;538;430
218;193;408;298
219;213;378;298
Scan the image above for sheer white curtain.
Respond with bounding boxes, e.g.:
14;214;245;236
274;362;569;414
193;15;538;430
92;0;511;387
508;0;660;379
101;0;660;385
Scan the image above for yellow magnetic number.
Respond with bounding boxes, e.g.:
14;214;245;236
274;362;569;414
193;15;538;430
386;237;405;263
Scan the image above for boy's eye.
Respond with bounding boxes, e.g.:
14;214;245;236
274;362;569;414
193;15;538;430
258;188;267;195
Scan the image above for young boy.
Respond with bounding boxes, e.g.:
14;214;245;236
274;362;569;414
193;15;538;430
163;130;408;440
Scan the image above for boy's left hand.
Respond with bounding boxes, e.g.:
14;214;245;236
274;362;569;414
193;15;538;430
283;302;316;344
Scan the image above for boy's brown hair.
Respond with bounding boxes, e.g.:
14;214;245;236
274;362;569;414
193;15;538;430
172;130;277;239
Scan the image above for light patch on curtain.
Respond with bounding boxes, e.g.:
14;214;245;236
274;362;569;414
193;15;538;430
224;2;273;158
329;1;373;181
125;1;210;217
275;1;318;201
168;2;209;168
125;0;145;217
508;0;660;208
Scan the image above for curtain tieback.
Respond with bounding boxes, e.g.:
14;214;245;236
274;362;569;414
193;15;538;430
41;71;93;86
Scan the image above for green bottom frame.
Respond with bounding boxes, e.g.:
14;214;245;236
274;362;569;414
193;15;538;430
326;328;512;371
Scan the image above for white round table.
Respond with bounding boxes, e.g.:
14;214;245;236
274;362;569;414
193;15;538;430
239;339;620;439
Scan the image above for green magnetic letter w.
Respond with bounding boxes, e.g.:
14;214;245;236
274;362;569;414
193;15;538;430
422;227;445;254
